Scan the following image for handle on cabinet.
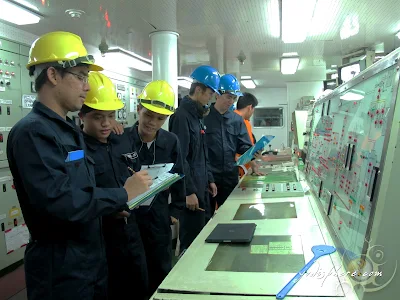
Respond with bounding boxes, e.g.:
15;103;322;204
327;100;331;115
368;167;380;201
348;144;356;171
343;144;351;168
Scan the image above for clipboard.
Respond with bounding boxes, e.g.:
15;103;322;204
127;172;184;210
236;135;275;166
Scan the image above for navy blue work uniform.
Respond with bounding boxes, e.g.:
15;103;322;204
130;124;185;296
204;104;252;216
6;102;128;300
168;96;214;252
83;131;148;300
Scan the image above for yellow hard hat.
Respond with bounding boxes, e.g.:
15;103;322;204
84;72;124;111
27;31;103;71
138;80;175;115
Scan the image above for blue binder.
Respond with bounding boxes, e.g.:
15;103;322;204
236;135;275;166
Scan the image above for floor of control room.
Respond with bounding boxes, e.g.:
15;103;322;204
0;264;27;300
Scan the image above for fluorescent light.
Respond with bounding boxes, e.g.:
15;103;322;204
280;56;300;74
340;15;359;40
267;0;280;38
0;0;41;25
241;75;251;79
283;52;299;57
340;90;364;101
241;80;256;89
396;31;400;39
177;76;193;89
106;47;152;72
309;0;340;36
282;0;317;43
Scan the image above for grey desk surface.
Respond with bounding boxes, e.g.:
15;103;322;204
151;173;360;300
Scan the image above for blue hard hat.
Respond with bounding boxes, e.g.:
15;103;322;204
219;74;243;96
190;65;221;94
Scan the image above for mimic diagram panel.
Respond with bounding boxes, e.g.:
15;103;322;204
306;63;398;257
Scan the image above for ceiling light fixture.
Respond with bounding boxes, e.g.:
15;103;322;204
177;77;193;89
0;0;41;25
105;47;152;72
396;31;400;39
282;0;317;43
280;53;300;74
267;0;280;38
340;15;359;40
241;80;256;89
240;75;252;79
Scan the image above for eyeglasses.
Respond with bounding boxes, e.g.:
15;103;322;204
64;70;89;84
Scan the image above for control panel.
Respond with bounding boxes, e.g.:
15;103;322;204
262;182;305;198
306;57;399;258
0;38;31;271
113;81;143;126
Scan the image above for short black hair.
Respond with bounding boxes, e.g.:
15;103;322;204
31;66;66;92
189;82;208;96
79;104;95;115
237;92;258;110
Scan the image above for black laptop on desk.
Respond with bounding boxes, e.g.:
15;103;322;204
205;223;257;243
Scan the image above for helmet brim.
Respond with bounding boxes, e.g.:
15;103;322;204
84;98;124;111
86;62;103;72
141;102;174;116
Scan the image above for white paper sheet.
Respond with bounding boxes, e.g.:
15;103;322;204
141;163;174;179
138;163;174;206
5;224;29;254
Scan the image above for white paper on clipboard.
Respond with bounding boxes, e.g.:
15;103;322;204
139;163;174;206
141;163;174;179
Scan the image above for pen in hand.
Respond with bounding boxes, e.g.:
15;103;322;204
127;167;135;175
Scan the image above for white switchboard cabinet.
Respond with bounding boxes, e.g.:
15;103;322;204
306;48;400;299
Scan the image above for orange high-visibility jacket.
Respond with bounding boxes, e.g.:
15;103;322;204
234;110;254;177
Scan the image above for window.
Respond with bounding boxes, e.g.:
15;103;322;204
253;107;284;128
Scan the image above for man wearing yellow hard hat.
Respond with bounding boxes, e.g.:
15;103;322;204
112;80;185;297
6;31;152;300
80;72;151;300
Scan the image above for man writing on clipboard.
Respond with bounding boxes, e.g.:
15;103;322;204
112;80;185;297
80;72;150;299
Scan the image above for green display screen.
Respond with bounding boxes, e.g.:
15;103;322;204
233;202;297;220
206;235;305;273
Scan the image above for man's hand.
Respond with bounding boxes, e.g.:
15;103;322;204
170;216;178;225
114;210;131;219
208;183;217;197
250;160;265;176
110;119;125;135
124;170;153;201
186;193;199;211
254;150;263;160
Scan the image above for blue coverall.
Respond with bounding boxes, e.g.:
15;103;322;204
83;131;149;300
6;102;129;300
204;104;252;216
130;124;185;296
169;96;214;251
